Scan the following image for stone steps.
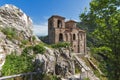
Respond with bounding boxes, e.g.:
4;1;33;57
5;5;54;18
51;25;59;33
74;55;91;71
74;54;100;80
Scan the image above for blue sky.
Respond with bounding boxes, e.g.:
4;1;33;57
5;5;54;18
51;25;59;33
0;0;91;36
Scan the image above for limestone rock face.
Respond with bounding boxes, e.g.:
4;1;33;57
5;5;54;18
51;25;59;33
34;47;75;78
0;4;40;70
0;4;33;37
34;47;100;80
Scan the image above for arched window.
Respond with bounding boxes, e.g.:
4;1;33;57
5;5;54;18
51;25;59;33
73;34;76;40
58;20;62;28
59;33;63;42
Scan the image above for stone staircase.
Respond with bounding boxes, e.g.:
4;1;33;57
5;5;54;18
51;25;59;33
74;54;100;80
74;55;90;71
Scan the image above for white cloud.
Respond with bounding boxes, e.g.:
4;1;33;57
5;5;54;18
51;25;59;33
33;22;48;36
32;17;79;37
117;7;120;10
65;18;79;22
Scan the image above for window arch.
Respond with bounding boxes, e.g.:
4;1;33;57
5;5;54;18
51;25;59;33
59;33;63;42
73;34;76;40
57;20;62;28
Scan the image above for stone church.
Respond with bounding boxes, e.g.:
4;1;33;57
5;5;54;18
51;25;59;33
48;15;86;53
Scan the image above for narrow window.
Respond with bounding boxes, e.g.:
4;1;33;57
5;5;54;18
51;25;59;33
59;33;63;42
49;21;53;29
58;20;62;28
73;34;76;40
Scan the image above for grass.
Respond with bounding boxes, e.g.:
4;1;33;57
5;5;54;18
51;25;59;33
51;42;70;49
75;64;81;74
84;78;90;80
40;42;52;48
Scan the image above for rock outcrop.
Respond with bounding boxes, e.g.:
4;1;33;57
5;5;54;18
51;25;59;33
34;47;100;80
0;4;33;37
34;47;75;77
0;4;40;70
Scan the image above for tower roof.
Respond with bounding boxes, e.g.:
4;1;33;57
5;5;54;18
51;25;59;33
65;20;77;23
48;15;65;20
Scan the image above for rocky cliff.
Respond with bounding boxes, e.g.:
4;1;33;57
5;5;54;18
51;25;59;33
0;4;40;70
35;47;100;80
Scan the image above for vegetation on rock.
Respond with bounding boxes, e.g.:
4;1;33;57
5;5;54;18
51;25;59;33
2;42;46;76
2;53;34;76
84;78;90;80
51;42;70;49
21;40;29;45
22;44;46;55
32;36;36;41
1;27;17;40
33;44;46;54
75;64;81;74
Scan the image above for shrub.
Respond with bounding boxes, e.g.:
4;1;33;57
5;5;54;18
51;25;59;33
40;42;51;48
84;78;90;80
51;42;70;49
2;53;34;76
22;44;46;55
2;27;17;40
22;46;34;56
32;36;36;41
21;40;29;45
33;44;46;54
75;65;81;74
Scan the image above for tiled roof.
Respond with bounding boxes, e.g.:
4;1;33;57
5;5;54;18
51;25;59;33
49;15;65;20
65;20;77;23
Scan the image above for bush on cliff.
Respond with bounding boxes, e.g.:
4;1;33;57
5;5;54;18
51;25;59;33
33;44;46;54
2;27;17;40
51;42;70;49
2;53;34;76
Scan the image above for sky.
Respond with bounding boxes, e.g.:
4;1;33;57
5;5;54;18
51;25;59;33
0;0;91;36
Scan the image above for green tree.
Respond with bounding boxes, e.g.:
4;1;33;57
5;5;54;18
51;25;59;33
80;0;120;79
